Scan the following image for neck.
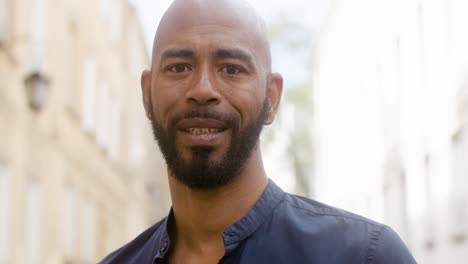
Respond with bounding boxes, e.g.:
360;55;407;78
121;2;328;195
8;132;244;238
168;149;268;254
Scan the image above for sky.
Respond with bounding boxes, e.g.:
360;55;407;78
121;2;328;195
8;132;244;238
129;0;331;90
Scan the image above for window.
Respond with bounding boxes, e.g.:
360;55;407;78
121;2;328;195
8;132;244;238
0;165;12;263
109;103;121;162
96;81;109;148
65;21;79;113
81;58;97;132
128;33;143;77
0;0;10;45
128;121;145;170
110;1;122;41
98;0;121;41
451;130;468;242
383;154;408;243
422;155;435;249
63;185;75;261
25;181;41;264
30;0;48;71
82;198;96;262
96;83;121;161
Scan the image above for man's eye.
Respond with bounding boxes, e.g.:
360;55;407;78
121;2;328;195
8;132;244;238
169;64;190;73
221;65;241;75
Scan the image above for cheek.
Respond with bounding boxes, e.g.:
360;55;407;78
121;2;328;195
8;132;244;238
222;83;265;126
151;86;183;127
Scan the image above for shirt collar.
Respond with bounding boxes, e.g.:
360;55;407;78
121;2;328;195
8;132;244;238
152;179;285;262
222;179;285;245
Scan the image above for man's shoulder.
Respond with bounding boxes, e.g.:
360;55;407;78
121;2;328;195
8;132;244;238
272;193;386;244
99;217;167;264
265;193;416;263
283;193;382;227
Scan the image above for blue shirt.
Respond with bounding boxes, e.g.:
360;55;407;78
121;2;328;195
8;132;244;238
100;179;417;263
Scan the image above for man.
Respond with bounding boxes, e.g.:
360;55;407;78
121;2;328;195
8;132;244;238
100;0;416;263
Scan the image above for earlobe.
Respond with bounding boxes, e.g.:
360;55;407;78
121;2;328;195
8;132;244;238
141;70;153;120
264;73;283;125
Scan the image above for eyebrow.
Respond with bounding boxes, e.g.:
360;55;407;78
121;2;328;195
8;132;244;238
160;49;194;61
159;48;254;67
215;48;253;66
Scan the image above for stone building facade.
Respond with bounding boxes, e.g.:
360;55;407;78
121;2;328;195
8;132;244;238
0;0;170;263
311;0;468;263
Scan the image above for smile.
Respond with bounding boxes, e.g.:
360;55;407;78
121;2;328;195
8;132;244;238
184;128;226;134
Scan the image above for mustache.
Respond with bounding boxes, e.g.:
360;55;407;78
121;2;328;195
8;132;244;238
169;109;239;130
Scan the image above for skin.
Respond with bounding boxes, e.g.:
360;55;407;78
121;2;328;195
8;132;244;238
141;0;283;263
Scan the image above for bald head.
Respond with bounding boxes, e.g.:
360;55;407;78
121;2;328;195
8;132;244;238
140;0;284;191
152;0;272;73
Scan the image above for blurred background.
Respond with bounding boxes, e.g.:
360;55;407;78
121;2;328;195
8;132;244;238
0;0;467;263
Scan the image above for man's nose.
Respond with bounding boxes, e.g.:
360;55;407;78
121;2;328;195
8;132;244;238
185;69;221;105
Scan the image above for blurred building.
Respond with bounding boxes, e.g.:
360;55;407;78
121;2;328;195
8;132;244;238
262;101;301;194
0;0;170;263
261;88;315;197
260;15;316;197
312;0;468;263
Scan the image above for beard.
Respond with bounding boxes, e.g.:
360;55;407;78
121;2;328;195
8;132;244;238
150;100;269;190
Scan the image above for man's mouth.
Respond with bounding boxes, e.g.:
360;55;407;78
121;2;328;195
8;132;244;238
175;118;231;147
177;118;229;133
184;128;227;134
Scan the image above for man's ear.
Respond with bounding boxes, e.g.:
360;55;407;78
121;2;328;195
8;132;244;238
264;73;283;125
141;69;153;120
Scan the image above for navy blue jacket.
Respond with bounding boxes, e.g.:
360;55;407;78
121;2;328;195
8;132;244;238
100;179;417;263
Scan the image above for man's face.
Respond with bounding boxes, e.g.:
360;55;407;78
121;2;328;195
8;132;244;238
142;4;281;189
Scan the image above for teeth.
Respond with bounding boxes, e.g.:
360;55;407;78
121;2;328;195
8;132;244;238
185;128;223;134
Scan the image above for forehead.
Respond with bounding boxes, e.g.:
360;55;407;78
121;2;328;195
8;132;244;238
154;18;260;61
157;26;256;58
152;2;269;68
